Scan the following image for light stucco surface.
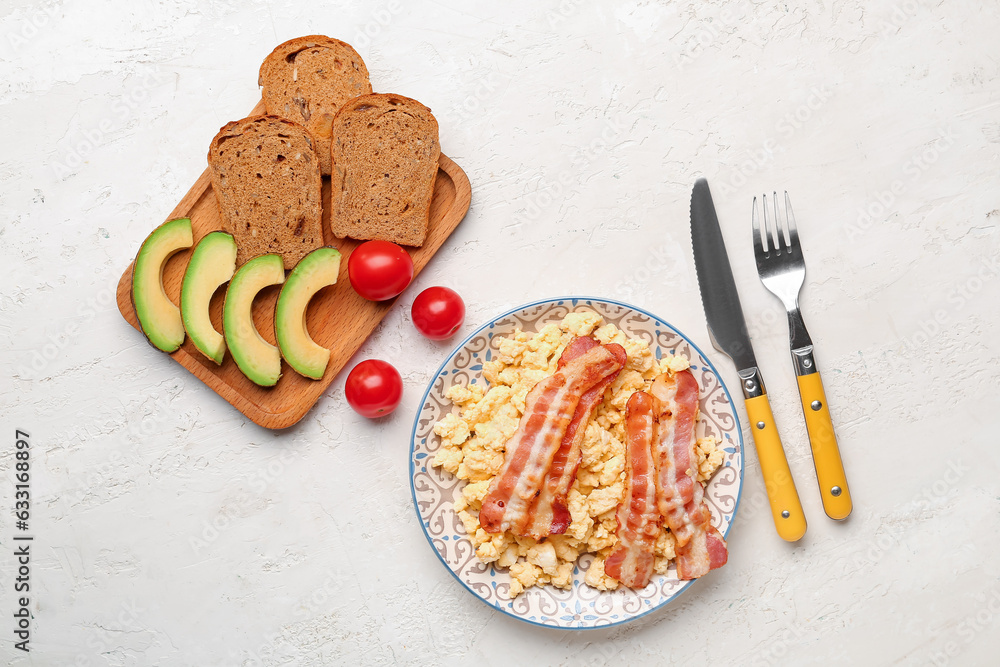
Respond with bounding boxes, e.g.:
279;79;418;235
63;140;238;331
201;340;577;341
2;1;999;664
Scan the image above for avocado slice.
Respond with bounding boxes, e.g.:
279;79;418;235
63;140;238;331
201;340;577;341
223;254;285;386
275;247;342;379
132;218;194;352
180;231;237;364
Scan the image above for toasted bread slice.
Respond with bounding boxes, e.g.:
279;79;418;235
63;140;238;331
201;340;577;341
259;36;373;175
330;94;440;247
207;115;323;269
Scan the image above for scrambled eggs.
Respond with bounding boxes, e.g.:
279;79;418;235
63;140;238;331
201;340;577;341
431;311;723;597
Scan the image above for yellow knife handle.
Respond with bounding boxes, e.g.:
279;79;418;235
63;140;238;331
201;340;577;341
797;372;852;520
744;394;807;542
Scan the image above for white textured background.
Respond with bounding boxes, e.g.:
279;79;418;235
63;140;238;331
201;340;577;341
2;0;999;664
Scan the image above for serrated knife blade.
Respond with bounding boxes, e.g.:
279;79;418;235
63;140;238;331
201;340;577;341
689;178;807;542
690;178;758;380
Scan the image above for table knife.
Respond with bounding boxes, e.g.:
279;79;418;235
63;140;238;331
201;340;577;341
690;178;807;542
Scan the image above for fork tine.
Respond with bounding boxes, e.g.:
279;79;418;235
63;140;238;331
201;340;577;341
762;193;777;253
784;191;799;251
752;196;766;256
761;193;768;252
772;191;786;251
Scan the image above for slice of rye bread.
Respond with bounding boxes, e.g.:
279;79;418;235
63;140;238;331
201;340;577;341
259;35;373;176
330;93;441;247
207;115;323;270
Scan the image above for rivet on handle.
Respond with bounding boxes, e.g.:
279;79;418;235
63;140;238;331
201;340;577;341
756;421;765;429
811;400;822;411
781;510;790;518
831;486;842;497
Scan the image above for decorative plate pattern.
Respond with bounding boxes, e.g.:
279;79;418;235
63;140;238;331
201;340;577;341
409;297;743;629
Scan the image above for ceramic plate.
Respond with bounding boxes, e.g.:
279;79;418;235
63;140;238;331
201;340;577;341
409;297;743;629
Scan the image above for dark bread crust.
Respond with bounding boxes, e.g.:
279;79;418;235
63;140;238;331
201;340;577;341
329;93;440;247
207;115;323;269
259;35;373;175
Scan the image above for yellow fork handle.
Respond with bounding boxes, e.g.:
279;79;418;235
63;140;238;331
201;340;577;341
744;394;807;542
797;372;853;520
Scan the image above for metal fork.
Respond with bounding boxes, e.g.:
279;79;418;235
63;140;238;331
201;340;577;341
752;193;852;520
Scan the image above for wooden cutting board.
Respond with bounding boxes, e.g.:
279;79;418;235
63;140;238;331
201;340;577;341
116;100;471;429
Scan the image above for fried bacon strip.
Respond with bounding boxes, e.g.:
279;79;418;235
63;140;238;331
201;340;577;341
676;507;729;580
604;391;662;588
650;369;728;580
479;341;625;535
650;370;701;546
522;338;626;540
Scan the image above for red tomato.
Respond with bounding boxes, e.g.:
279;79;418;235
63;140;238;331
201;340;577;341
344;359;403;418
347;241;414;301
411;286;465;340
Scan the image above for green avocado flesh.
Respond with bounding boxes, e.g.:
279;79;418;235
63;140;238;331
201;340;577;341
181;232;237;364
223;254;285;387
132;218;194;352
275;247;342;380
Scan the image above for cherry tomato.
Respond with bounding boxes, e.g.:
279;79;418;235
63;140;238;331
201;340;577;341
344;359;403;418
411;286;465;340
348;241;414;301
